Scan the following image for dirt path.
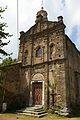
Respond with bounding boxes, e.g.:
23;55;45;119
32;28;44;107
0;114;19;120
0;113;80;120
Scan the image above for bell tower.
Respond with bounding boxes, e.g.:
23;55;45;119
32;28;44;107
35;0;48;23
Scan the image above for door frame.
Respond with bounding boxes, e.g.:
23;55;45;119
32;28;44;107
31;81;44;106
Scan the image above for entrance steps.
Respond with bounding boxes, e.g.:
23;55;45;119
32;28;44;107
17;106;48;117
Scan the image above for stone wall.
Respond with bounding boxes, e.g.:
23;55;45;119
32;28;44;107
19;67;31;106
0;63;27;111
65;35;80;108
49;61;66;109
0;86;3;111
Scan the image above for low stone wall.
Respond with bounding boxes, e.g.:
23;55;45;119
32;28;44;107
0;63;22;111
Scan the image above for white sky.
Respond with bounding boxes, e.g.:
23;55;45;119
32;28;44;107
0;0;80;59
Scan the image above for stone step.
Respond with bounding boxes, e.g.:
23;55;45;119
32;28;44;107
25;108;43;112
38;113;48;118
23;110;46;115
33;109;44;112
23;108;44;112
18;112;48;118
17;106;48;117
18;106;43;112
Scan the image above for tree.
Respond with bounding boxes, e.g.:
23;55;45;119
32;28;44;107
0;57;18;67
0;6;12;58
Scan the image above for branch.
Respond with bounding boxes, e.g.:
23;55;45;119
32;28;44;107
0;40;10;47
0;49;8;56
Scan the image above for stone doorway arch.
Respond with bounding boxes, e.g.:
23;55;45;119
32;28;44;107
29;73;45;106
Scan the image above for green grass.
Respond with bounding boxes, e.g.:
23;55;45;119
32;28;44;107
0;113;80;120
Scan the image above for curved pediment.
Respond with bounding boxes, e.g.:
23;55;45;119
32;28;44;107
32;73;44;81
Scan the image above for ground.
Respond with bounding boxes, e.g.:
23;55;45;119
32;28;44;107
0;113;80;120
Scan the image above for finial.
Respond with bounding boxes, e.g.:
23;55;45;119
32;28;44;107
41;0;44;10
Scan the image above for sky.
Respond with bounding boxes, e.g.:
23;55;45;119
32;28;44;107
0;0;80;59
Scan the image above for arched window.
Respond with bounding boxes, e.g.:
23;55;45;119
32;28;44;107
36;47;42;57
24;50;28;64
50;44;54;59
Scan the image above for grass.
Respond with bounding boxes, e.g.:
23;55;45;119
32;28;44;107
0;113;80;120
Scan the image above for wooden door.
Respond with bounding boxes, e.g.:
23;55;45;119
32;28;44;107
32;82;42;105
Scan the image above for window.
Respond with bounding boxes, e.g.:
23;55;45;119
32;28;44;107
24;50;28;64
36;47;42;57
50;44;54;59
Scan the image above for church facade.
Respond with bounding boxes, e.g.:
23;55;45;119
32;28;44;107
0;8;80;112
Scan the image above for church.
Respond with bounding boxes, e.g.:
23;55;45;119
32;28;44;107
0;6;80;114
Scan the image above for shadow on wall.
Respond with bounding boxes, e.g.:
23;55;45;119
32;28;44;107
0;86;29;112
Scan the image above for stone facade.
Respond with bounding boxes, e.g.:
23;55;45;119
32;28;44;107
18;10;67;110
0;8;80;112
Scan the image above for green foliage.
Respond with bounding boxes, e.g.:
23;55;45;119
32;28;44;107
0;6;12;57
0;57;18;67
49;82;56;93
